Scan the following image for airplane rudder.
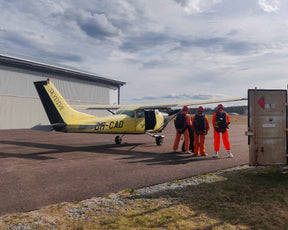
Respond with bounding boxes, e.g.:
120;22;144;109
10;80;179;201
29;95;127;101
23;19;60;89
34;79;95;126
34;80;66;130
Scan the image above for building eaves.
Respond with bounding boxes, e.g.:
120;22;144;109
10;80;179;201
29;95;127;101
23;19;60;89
0;54;126;87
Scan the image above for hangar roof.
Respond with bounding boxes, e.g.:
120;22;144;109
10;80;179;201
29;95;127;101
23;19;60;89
0;54;126;87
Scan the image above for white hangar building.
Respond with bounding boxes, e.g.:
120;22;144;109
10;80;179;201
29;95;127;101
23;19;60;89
0;54;126;129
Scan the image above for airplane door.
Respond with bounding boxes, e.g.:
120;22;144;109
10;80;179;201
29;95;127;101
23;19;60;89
135;110;145;133
247;89;287;165
145;110;156;130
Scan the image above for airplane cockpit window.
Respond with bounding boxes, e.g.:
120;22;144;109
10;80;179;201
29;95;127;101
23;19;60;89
136;110;145;118
116;110;135;118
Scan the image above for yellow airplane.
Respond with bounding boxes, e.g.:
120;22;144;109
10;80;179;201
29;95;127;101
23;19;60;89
34;79;246;145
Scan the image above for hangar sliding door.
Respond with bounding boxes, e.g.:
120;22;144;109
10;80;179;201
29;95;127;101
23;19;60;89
247;89;287;165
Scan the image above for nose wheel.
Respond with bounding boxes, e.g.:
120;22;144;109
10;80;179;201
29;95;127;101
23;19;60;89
155;135;164;146
145;132;165;146
115;136;122;144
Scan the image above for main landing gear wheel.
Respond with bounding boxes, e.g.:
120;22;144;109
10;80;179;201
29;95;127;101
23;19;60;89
155;136;164;146
115;136;122;144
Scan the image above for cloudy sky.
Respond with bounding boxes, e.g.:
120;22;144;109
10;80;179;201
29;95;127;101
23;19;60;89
0;0;287;106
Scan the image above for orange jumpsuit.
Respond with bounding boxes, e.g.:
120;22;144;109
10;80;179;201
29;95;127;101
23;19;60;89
192;114;210;156
212;110;231;151
173;112;192;151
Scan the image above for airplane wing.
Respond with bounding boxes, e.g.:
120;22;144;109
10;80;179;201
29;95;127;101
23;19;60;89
71;97;247;110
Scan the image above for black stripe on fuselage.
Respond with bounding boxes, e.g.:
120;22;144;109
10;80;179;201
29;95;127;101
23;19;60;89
34;81;66;132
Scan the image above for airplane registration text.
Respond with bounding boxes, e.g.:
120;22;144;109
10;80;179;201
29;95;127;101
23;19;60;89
95;120;124;130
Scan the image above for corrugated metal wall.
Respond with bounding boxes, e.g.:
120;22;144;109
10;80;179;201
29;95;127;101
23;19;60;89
0;64;119;129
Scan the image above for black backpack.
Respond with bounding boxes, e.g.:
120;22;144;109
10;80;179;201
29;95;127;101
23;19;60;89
214;112;227;133
194;114;206;135
174;113;186;130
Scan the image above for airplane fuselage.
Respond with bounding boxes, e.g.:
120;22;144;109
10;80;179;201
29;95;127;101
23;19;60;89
34;80;165;137
63;110;165;134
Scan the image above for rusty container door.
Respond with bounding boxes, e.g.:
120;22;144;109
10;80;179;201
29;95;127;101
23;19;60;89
247;89;287;165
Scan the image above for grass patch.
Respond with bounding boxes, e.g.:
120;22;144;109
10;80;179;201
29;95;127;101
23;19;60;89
175;167;288;229
1;166;288;229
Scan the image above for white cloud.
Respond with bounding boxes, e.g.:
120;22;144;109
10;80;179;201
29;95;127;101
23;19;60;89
258;0;280;13
0;0;288;105
174;0;223;14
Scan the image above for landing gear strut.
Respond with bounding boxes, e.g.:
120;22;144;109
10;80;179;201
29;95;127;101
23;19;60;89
115;136;122;144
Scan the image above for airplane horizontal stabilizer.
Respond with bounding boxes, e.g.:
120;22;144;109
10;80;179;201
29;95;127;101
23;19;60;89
31;124;54;131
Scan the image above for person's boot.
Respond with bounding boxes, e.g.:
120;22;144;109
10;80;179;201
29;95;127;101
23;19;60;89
193;152;199;157
185;150;193;154
228;150;234;158
213;151;219;158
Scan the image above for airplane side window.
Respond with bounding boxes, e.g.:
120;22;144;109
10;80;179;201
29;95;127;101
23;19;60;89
136;110;144;118
116;110;134;118
127;110;135;118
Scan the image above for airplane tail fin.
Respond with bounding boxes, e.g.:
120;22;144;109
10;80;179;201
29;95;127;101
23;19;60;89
34;79;95;132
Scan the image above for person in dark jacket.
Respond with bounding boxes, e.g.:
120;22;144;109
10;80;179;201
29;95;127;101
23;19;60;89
212;104;233;158
173;106;192;154
192;106;209;156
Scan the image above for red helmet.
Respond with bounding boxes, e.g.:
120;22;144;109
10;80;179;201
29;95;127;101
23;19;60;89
217;104;224;110
198;106;204;112
182;106;189;112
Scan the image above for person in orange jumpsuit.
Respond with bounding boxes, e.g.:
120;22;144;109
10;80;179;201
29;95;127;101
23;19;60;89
192;106;209;156
212;104;233;158
173;106;193;153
